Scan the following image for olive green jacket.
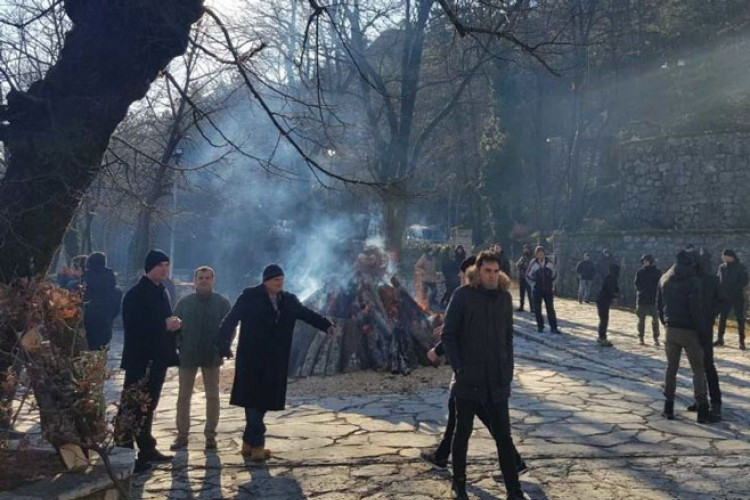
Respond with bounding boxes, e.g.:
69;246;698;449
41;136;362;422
174;292;231;368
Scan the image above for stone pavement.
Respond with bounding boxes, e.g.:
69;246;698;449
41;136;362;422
12;294;750;499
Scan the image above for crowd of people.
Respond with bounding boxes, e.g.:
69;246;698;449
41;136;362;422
48;240;747;500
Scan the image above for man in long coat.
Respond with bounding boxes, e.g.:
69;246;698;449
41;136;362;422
218;264;334;461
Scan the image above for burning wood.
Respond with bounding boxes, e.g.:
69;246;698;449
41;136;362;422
289;247;437;376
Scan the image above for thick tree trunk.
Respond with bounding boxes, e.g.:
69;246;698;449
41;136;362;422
381;187;408;262
0;0;204;430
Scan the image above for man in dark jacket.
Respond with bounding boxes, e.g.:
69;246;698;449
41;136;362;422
117;249;181;472
526;246;560;334
442;251;528;500
656;250;718;424
218;264;335;462
686;249;724;419
491;243;512;277
515;244;534;313
441;245;467;307
715;249;749;350
596;263;620;347
575;252;596;304
635;254;662;346
83;252;122;350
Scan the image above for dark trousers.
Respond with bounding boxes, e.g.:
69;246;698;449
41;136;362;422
718;297;746;342
597;301;611;340
452;396;521;495
701;321;722;406
533;289;558;331
435;396;523;465
664;326;707;404
636;303;661;341
519;279;534;311
243;408;267;447
117;362;168;459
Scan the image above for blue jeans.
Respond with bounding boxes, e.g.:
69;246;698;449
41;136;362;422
243;408;267;447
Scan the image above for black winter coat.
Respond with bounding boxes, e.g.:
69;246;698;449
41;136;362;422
718;261;749;301
576;260;596;280
634;266;661;308
83;268;121;349
441;285;514;402
527;258;556;293
121;276;179;370
699;272;724;340
495;252;512;277
219;285;332;411
597;268;620;305
656;263;704;331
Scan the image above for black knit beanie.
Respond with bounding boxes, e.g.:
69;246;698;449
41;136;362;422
145;249;170;273
262;264;285;282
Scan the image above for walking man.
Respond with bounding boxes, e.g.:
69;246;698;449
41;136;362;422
686;249;723;419
515;245;534;313
442;251;528;500
117;249;181;472
596;263;620;347
218;265;335;461
170;266;231;451
575;252;596;304
715;249;748;350
635;254;662;346
657;250;718;424
527;246;560;334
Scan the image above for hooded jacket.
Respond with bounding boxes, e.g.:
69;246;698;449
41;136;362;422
656;257;704;332
634;265;662;308
597;264;620;305
441;272;514;402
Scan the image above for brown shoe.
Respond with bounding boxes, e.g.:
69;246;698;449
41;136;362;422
250;447;271;461
205;437;217;450
170;436;188;451
241;442;253;456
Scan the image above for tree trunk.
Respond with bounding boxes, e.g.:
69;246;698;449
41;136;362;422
381;186;408;263
0;0;204;431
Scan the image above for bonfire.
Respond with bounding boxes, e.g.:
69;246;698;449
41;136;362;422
289;247;439;376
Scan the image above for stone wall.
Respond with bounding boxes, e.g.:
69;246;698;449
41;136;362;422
618;131;750;230
553;229;750;307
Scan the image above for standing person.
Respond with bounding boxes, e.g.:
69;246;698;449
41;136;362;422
491;243;512;277
635;254;662;346
415;250;439;309
441;252;528;500
715;249;749;350
686;249;723;419
575;252;596;304
514;245;534;313
218;265;335;461
170;266;231;451
656;250;719;424
422;256;528;476
117;250;181;473
527;246;561;334
82;252;122;350
441;245;467;307
595;249;613;295
596;263;620;347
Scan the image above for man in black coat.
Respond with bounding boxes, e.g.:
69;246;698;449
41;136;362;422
442;251;527;500
715;249;749;350
656;250;718;424
117;249;181;472
83;252;122;350
491;242;512;277
440;245;467;307
596;263;620;347
218;264;335;462
635;254;662;345
575;252;596;304
515;244;534;313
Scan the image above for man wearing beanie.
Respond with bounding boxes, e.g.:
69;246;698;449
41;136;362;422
218;264;335;461
715;249;749;350
634;254;662;346
117;249;181;472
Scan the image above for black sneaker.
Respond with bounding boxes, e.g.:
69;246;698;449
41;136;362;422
507;492;531;500
420;450;447;469
133;459;153;474
537;328;544;333
516;307;524;312
713;340;724;347
551;328;562;334
452;479;469;500
517;458;529;476
139;449;173;463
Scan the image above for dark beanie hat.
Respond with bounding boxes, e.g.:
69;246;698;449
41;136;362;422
676;249;693;266
460;256;477;273
262;264;284;282
640;254;654;264
724;249;738;259
145;249;170;273
86;252;107;270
